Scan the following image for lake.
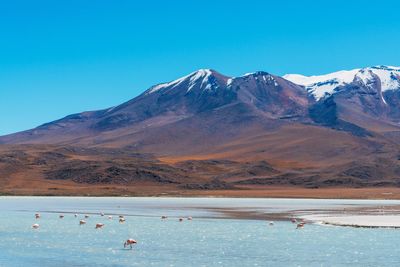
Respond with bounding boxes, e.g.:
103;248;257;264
1;197;400;267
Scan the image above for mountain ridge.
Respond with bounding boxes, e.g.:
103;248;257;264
3;65;400;144
2;65;400;195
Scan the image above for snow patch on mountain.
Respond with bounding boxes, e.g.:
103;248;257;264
354;69;375;87
146;69;213;95
353;69;388;104
240;71;279;86
187;69;212;92
284;66;400;100
147;75;189;94
284;69;359;99
226;71;279;88
369;66;400;93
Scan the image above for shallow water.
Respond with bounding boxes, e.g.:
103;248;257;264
1;197;400;267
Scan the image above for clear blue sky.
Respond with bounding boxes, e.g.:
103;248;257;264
1;0;399;135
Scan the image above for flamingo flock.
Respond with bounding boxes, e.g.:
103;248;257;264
31;210;307;251
265;217;306;229
31;211;138;248
31;211;196;249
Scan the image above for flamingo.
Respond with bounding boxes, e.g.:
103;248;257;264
35;213;41;219
79;220;86;225
291;218;297;223
32;223;40;229
124;239;137;249
296;222;305;229
95;223;104;229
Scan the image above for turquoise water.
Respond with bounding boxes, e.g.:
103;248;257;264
1;197;400;266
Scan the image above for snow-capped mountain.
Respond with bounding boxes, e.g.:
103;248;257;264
145;69;285;96
2;65;400;146
284;65;400;101
0;69;310;145
3;66;400;189
146;69;228;95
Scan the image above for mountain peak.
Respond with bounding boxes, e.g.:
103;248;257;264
145;69;229;95
193;68;214;75
242;71;271;77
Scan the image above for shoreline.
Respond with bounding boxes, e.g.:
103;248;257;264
319;222;400;229
2;186;400;200
306;215;400;229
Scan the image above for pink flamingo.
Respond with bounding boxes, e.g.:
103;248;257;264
95;223;104;229
124;239;137;249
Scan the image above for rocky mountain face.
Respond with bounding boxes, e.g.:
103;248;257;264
1;66;400;194
0;69;312;147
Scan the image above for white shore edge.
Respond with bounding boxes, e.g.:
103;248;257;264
303;214;400;228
